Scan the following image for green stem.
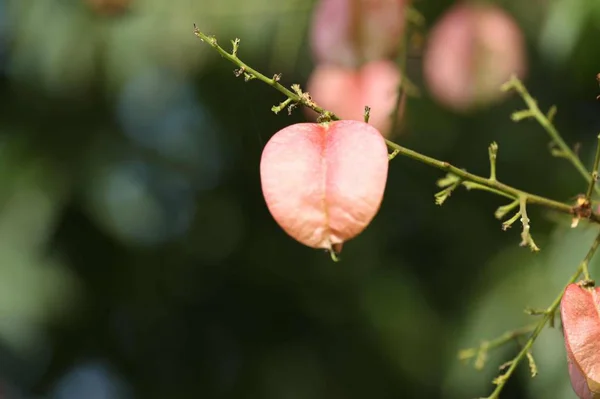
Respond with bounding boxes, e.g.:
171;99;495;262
388;5;413;136
463;182;515;200
192;28;600;226
518;195;539;251
458;323;537;366
193;27;332;116
391;146;599;223
194;27;600;399
489;142;498;181
585;133;600;202
505;76;600;197
485;229;600;399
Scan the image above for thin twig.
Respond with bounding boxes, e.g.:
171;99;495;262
518;195;540;252
489;142;498;181
585;133;600;202
484;229;600;399
192;27;600;226
459;323;538;369
194;27;600;399
503;76;600;197
388;4;419;135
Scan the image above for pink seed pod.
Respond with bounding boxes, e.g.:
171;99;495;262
310;0;408;67
560;283;600;398
260;120;389;254
305;60;405;137
423;2;527;112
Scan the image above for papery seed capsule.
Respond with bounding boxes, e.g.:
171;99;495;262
305;60;404;137
561;283;600;398
260;120;389;253
423;2;527;112
310;0;408;67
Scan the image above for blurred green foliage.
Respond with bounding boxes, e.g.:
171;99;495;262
0;0;600;398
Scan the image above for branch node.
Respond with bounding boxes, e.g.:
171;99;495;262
518;196;540;251
498;360;513;373
511;109;535;122
572;195;593;228
234;67;245;77
231;38;240;57
524;307;547;316
317;111;334;123
548;142;568;158
437;173;460;188
573;142;581;157
495;199;519;220
584;133;600;202
489;141;498;181
526;351;538;378
502;210;521;231
271;98;293;115
291;83;303;96
500;74;519;92
192;25;217;47
328;245;342;262
435;173;462;205
548;308;557;328
287;103;298;116
546;105;557;123
474;342;489;370
291;84;317;109
461;181;476;190
578;279;595;289
505;73;600;199
492;368;510;387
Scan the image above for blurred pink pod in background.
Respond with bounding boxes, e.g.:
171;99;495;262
560;283;600;399
423;2;527;112
86;0;131;15
310;0;408;67
305;60;405;137
260;120;389;254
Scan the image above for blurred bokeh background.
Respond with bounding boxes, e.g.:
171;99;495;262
1;0;600;398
